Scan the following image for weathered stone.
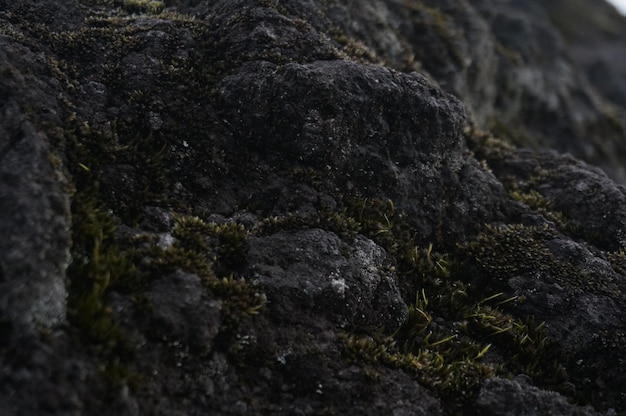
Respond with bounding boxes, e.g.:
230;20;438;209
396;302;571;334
248;229;407;331
1;0;626;414
0;43;70;334
476;376;607;416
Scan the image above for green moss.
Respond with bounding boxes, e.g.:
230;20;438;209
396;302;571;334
147;215;266;333
257;210;361;241
342;331;493;387
327;29;382;64
461;223;556;278
488;117;541;149
122;0;165;15
61;116;138;361
211;274;266;332
66;189;139;387
464;306;567;385
170;215;249;275
460;223;620;296
295;196;568;411
63;116;168;225
607;248;626;275
465;127;516;163
48;23;143;63
507;183;570;227
211;222;249;275
341;282;567;412
341;295;497;412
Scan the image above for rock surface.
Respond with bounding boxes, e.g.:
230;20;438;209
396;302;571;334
1;0;626;415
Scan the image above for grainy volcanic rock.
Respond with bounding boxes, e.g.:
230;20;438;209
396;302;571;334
1;0;626;415
218;59;502;243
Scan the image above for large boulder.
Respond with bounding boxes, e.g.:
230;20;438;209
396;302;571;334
0;0;625;414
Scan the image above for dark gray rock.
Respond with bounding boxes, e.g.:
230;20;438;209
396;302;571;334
1;0;626;415
321;0;498;126
476;376;608;416
248;229;407;331
322;0;626;182
0;41;70;334
485;148;626;251
149;270;222;351
542;0;626;112
464;140;626;411
0;0;84;31
218;59;503;244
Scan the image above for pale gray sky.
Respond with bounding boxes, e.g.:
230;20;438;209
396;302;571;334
606;0;626;14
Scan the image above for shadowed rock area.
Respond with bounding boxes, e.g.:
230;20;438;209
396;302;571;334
1;0;626;415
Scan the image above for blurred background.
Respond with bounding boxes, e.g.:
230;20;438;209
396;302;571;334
607;0;626;14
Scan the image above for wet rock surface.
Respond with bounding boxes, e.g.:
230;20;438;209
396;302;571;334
1;0;626;415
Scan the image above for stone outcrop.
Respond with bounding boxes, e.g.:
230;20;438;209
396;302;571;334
1;0;626;415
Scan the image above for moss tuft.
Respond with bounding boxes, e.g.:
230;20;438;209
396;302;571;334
63;116;169;225
149;215;266;335
460;223;620;296
66;189;139;388
461;223;556;279
211;275;267;333
607;248;626;275
122;0;165;15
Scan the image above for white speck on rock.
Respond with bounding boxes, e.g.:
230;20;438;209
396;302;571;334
330;271;347;296
158;233;175;250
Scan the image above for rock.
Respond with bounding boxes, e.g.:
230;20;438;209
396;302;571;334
0;40;70;334
1;0;626;414
248;229;407;331
484;148;626;250
476;376;608;416
149;270;222;351
542;0;626;112
323;0;626;182
218;59;503;244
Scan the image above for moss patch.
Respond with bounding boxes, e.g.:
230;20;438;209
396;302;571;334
143;214;266;335
252;192;571;412
460;223;620;296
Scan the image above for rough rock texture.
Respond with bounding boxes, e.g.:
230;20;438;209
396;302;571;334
1;0;626;415
476;375;607;416
248;230;408;331
218;58;502;244
0;37;70;334
323;0;626;182
544;0;626;112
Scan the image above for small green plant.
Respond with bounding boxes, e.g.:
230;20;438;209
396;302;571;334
340;283;503;412
66;189;139;388
607;248;626;275
122;0;165;14
211;222;249;275
211;274;267;332
149;215;266;334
